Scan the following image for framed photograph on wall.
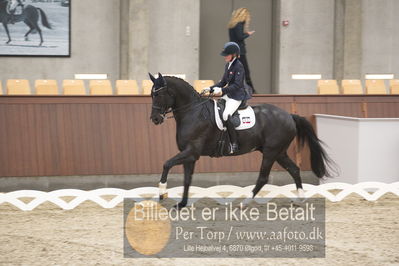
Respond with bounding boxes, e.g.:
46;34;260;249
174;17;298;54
0;0;71;57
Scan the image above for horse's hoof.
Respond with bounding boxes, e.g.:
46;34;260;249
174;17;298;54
173;202;186;210
293;189;307;203
241;198;253;207
159;182;168;200
159;193;168;201
292;197;306;204
297;188;306;197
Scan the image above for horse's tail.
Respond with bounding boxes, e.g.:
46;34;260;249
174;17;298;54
291;114;336;178
37;8;52;29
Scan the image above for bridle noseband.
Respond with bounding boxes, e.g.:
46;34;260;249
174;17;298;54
151;85;175;118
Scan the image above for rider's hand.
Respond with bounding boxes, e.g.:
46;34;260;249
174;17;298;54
202;87;211;94
212;87;222;95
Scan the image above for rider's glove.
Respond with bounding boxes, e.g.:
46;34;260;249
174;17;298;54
212;87;222;94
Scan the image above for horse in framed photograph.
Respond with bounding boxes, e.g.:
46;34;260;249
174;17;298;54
0;0;51;46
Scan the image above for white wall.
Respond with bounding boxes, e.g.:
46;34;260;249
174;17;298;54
316;114;399;184
315;115;359;184
358;120;399;183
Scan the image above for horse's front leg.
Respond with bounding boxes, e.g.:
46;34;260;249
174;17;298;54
3;22;12;44
158;147;198;200
175;161;195;209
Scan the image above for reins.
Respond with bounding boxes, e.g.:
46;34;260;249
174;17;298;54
153;90;213;120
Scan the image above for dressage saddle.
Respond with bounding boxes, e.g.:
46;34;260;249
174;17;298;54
216;98;247;127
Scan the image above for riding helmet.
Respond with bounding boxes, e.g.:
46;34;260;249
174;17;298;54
220;42;240;56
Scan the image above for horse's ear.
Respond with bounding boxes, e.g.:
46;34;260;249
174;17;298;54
158;73;166;86
149;73;156;83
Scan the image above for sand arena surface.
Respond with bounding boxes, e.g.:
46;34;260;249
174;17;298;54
0;193;398;266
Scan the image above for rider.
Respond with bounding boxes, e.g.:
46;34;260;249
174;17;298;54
203;41;251;154
8;0;24;24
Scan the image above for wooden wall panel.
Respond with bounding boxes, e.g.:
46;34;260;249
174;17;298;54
0;95;398;177
365;96;399;118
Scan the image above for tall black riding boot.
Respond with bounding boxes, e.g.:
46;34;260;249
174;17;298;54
225;116;239;154
9;14;16;24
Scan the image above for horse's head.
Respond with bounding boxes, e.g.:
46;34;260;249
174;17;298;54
149;73;175;125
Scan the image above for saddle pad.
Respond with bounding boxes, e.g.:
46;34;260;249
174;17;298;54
213;100;256;131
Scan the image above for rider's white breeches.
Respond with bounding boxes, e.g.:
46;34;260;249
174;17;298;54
222;95;242;121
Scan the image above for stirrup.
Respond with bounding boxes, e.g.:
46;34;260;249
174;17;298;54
229;143;239;154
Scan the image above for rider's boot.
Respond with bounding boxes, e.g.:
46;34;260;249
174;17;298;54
10;4;24;24
225;116;239;154
9;14;16;24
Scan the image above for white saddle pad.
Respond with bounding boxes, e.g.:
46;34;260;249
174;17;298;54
213;100;256;131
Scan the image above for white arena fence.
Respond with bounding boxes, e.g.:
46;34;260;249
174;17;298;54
0;182;398;211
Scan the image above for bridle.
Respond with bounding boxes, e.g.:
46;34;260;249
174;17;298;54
151;86;174;118
152;85;211;120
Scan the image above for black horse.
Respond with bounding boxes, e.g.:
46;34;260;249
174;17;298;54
149;73;334;209
0;0;51;46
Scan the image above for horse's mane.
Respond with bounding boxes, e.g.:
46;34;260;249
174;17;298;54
164;76;201;98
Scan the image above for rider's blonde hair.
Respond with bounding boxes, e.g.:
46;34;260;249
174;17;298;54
228;7;251;32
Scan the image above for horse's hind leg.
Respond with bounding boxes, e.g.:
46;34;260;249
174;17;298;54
276;152;305;198
24;20;34;41
37;27;43;46
24;28;33;41
252;148;282;198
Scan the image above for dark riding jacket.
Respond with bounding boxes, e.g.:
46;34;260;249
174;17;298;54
211;58;250;101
